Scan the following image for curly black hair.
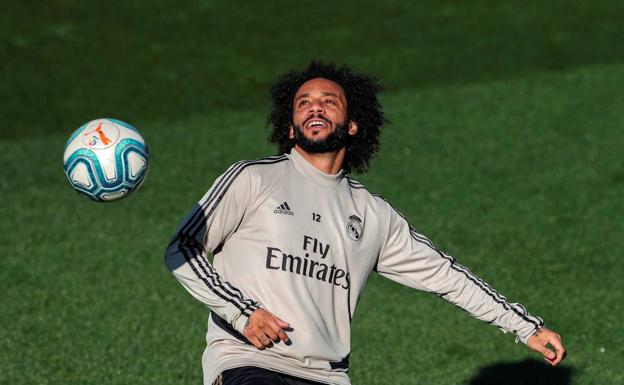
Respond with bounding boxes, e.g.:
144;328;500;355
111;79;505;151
267;61;385;174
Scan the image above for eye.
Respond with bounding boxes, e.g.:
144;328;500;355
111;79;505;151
298;100;309;107
325;99;337;105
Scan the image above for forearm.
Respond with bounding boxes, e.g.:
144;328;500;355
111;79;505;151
377;245;543;343
432;254;544;343
165;239;258;333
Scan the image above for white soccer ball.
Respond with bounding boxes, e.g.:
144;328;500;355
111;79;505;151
63;118;149;202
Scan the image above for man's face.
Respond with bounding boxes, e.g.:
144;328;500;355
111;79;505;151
290;78;357;153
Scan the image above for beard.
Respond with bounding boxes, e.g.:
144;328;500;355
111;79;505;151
293;120;349;153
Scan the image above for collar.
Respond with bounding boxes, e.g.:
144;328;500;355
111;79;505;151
288;148;345;187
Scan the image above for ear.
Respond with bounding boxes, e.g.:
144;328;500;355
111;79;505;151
288;125;294;139
348;121;358;136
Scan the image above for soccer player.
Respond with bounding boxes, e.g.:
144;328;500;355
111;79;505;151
165;61;566;385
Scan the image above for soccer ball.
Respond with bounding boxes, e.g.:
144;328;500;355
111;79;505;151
63;118;149;202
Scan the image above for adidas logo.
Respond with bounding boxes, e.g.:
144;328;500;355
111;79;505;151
274;201;294;216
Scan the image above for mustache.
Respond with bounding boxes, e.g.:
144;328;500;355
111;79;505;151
303;115;331;127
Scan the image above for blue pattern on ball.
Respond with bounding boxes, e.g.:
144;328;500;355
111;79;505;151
63;119;149;202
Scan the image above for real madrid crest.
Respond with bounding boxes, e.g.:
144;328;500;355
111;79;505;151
346;215;363;241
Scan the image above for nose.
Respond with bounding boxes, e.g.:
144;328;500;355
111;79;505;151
308;99;325;114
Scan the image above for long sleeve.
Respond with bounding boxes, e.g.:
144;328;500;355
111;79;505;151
165;161;259;334
375;198;544;344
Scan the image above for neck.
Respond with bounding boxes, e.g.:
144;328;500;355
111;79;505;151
293;145;345;174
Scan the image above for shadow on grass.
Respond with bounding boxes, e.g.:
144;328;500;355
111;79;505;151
467;359;573;385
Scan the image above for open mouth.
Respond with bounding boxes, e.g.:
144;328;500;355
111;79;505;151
305;118;330;129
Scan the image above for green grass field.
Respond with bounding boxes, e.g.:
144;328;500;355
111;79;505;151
2;1;623;384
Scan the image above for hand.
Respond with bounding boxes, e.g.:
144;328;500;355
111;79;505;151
243;308;291;350
527;327;566;366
